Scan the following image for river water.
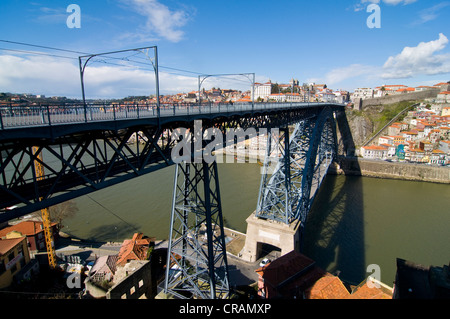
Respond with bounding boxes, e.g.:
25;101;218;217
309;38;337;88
63;161;450;287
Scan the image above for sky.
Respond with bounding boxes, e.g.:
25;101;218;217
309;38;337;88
0;0;450;99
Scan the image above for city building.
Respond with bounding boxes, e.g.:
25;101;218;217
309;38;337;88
442;107;450;116
378;136;394;146
392;135;406;146
438;140;450;154
429;149;447;165
255;250;393;299
360;145;388;159
89;255;118;282
408;148;425;162
415;86;436;92
255;251;326;299
352;88;374;100
0;221;59;254
388;125;401;136
116;233;155;267
0;237;32;289
393;258;450;299
437;91;450;103
402;131;419;142
254;81;272;101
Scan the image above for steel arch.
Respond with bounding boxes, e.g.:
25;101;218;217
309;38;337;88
256;107;337;226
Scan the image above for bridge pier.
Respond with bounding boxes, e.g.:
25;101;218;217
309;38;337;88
244;107;337;262
164;161;230;299
240;212;301;263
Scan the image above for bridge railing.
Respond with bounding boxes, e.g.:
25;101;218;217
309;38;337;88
0;102;341;129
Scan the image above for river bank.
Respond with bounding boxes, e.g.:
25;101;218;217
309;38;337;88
330;157;450;184
214;148;450;184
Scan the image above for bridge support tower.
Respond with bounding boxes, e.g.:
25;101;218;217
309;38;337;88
241;107;337;262
164;161;230;299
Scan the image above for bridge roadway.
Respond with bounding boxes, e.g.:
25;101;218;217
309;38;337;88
0;101;344;222
0;102;341;135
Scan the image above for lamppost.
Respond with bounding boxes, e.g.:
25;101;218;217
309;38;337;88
197;73;255;109
78;46;161;122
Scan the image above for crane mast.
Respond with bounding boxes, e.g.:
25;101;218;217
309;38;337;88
32;146;56;269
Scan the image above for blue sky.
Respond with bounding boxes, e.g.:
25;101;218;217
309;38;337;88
1;0;450;98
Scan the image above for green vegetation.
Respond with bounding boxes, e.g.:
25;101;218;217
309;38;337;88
346;100;421;147
373;100;417;132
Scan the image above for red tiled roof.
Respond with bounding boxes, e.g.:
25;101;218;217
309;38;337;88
305;274;350;299
255;251;327;298
362;145;388;151
116;233;154;267
0;221;57;238
0;237;25;256
348;278;392;299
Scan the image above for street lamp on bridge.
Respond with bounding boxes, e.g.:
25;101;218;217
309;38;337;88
78;46;161;122
197;73;255;108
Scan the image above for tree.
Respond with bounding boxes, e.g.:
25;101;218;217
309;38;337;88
271;83;280;94
49;200;79;231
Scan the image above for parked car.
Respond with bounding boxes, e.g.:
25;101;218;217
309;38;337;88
259;258;271;267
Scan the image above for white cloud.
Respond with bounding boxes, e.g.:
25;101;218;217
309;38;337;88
416;2;450;24
121;0;192;43
308;34;450;89
382;33;450;78
0;54;199;98
354;0;417;11
323;64;381;85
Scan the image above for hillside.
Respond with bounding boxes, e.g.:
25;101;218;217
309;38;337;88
345;101;420;147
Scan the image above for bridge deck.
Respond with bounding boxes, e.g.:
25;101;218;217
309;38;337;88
0;102;343;140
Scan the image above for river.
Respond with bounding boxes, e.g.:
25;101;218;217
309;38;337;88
63;161;450;287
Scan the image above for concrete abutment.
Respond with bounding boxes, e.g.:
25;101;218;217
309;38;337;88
240;212;301;263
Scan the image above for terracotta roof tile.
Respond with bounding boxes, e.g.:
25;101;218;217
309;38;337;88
0;221;57;238
116;233;154;267
305;274;350;299
0;237;25;256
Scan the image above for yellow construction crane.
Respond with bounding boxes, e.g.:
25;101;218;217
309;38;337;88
32;146;57;269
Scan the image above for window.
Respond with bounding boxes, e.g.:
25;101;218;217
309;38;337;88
0;260;5;276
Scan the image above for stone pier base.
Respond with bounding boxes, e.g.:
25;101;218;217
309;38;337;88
240;212;301;263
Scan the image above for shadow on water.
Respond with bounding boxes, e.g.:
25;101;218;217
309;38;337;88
303;174;365;284
83;222;140;243
302;110;366;285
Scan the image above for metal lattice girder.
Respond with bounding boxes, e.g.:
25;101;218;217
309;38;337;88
0;103;336;220
0;126;175;221
256;107;337;225
164;161;230;300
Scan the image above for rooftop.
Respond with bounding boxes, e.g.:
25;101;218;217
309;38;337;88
116;233;154;267
0;220;58;238
362;145;388;150
0;237;25;256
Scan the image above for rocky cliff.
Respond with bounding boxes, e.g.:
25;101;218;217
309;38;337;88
342;101;419;148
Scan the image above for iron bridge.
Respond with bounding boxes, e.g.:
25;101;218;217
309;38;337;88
0;101;348;299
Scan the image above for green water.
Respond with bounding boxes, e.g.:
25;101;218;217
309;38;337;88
63;162;450;286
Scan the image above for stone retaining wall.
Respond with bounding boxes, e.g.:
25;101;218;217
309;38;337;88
329;157;450;184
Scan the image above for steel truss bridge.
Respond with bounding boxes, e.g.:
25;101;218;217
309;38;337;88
0;101;349;299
